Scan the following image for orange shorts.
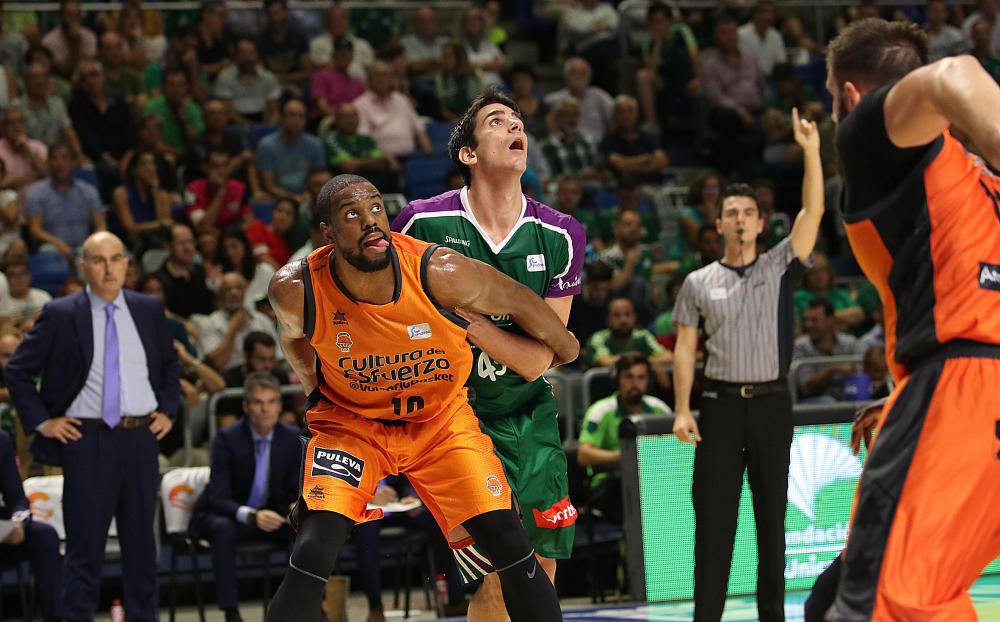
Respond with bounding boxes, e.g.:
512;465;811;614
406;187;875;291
299;400;512;547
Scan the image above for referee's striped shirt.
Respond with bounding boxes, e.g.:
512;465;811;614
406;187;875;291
673;237;805;383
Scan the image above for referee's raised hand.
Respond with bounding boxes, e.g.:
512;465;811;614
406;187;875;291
673;411;701;446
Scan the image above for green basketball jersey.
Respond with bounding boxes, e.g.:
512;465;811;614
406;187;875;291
392;187;586;414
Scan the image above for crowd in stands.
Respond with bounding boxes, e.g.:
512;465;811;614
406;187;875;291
0;0;985;614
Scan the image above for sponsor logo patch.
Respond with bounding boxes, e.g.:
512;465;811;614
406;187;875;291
336;332;353;352
311;448;365;487
485;475;503;497
332;310;348;325
407;322;432;340
979;262;1000;292
532;495;578;529
306;485;326;501
526;254;546;272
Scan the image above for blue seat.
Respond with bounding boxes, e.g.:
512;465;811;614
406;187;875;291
249;125;279;150
28;254;71;297
251;200;275;224
594;190;654;213
425;121;454;155
403;156;452;200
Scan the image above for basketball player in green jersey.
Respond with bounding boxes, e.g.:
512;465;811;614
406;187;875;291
392;90;585;620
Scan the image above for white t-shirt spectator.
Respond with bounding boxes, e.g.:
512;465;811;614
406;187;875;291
213;65;282;118
309;33;374;81
354;90;424;157
0;287;51;323
544;87;614;140
962;12;1000;52
927;24;968;61
559;2;619;52
737;23;787;77
195;307;281;370
463;39;505;86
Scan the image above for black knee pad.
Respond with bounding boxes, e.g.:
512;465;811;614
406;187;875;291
289;510;353;580
462;509;535;571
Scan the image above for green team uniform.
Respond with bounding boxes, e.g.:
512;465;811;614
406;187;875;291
579;392;671;487
392;187;586;578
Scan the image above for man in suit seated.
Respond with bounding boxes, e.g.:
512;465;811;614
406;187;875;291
188;371;300;622
0;430;62;621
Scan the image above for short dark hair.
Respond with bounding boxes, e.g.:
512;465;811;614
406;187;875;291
584;260;614;283
507;63;537;83
719;182;759;215
167;222;194;244
615;351;650;379
648;2;673;20
243;330;277;356
163;66;189;84
806;298;835;317
448;87;523;187
315;174;372;224
244;370;281;398
697;224;718;240
827;19;927;91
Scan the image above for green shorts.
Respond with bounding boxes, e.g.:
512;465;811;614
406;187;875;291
454;391;576;582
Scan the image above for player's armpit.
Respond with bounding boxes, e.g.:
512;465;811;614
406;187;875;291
268;261;319;394
426;248;580;366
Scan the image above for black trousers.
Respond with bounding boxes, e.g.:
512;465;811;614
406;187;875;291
61;424;160;622
0;521;63;621
692;388;793;622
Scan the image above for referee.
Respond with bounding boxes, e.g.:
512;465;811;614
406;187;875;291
672;109;825;622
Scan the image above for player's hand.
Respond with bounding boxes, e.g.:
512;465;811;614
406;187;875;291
38;417;83;444
149;412;173;440
371;486;399;507
673;411;701;446
851;398;886;455
255;509;286;532
792;107;820;152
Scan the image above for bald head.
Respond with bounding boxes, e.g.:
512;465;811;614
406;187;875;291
81;232;127;301
82;231;125;259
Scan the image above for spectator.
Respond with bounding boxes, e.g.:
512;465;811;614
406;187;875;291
0;104;48;207
781;17;818;63
184;99;259;193
309;4;375;82
5;232;178;622
0;63;17;111
257;0;311;95
0;14;28;78
143;24;208;101
559;0;619;90
670;170;721;260
794;251;864;329
256;99;325;203
962;0;1000;53
289;211;323;262
172;331;225;437
210;228;275;308
402;6;446;108
544;57;614;141
761;63;823;166
862;345;890;400
552;174;600;249
41;0;97;79
539;97;603;181
323;102;398;182
136;272;197;357
355;61;432;158
119;113;179;193
18;62;83;154
435;40;484;122
594;176;661;247
199;271;280;371
0;160;22;258
971;18;1000;82
793;298;865;402
738;0;787;78
156;222;216;318
216;331;293;428
214;39;281;126
587;296;673;383
24;45;72;103
111;150;173;250
652;277;685;340
109;4;166;71
457;4;506;86
0;257;52;325
507;64;550;140
568;260;614;349
186;150;253;235
188;371;298;622
578;353;670;523
99;32;145;109
0;429;63;621
925;0;967;61
676;224;723;278
636;2;699;132
602;95;668;182
68;58;132;200
26;143;105;262
246;198;294;268
599;209;670;301
196;0;232;80
308;36;364;122
144;68;205;155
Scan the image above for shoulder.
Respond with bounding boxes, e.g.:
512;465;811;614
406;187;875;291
124;289;165;313
793;334;814;352
268;260;305;307
393;189;463;232
642;395;672;413
40;291;82;317
584;395;618;423
526;198;585;240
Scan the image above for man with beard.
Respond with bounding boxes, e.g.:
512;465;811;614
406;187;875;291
577;352;670;523
265;174;577;622
803;18;1000;622
213;39;281;126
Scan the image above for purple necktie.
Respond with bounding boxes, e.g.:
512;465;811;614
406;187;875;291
102;303;121;429
247;439;270;509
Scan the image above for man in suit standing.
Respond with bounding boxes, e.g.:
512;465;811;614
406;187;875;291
0;430;62;621
189;371;299;622
5;231;180;622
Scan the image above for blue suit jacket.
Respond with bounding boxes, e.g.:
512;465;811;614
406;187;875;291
189;418;301;536
0;431;27;519
4;290;180;465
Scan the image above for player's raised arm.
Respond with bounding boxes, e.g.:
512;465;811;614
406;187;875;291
268;261;319;395
883;55;1000;160
425;248;580;367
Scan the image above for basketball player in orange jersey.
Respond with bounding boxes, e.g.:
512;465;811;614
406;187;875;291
805;19;1000;622
264;174;577;622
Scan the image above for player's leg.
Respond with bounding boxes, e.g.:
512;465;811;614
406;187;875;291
831;356;1000;621
467;554;557;622
804;556;841;622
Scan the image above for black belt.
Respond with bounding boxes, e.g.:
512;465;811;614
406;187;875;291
909;340;1000;371
705;379;788;399
80;415;153;429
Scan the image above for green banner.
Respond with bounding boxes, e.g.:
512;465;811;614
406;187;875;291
637;422;1000;601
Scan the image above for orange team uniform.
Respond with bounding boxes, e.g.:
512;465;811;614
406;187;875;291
830;84;1000;621
297;233;511;547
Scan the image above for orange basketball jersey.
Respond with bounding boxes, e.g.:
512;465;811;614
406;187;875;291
844;131;1000;382
302;233;473;422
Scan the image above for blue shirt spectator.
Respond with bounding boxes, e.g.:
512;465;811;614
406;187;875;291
25;144;105;259
256;99;325;200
